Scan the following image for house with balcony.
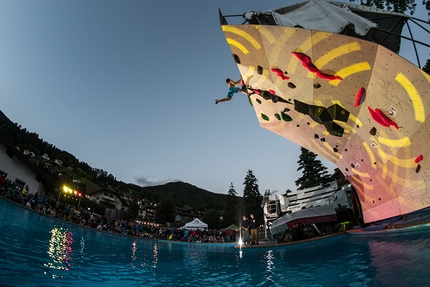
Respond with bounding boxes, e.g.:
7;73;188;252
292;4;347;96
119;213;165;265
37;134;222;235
137;200;156;222
174;206;203;223
86;186;129;220
86;186;127;211
0;135;49;196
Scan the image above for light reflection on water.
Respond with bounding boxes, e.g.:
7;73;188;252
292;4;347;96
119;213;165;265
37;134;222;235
80;236;85;258
153;243;158;269
265;250;275;284
44;227;74;271
1;198;430;286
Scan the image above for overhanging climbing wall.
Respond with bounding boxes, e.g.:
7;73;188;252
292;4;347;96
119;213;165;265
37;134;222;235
222;25;430;223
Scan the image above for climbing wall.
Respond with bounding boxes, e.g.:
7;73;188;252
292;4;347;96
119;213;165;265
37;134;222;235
222;24;430;223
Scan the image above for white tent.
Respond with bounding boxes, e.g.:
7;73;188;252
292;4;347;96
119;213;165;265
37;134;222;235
183;218;208;230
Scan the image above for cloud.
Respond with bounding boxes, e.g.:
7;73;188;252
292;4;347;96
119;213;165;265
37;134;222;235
134;175;178;187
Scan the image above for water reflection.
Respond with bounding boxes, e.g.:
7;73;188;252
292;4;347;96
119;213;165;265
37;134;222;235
131;240;137;268
152;242;158;269
79;236;85;258
367;233;430;286
265;250;275;283
126;240;159;270
44;227;73;271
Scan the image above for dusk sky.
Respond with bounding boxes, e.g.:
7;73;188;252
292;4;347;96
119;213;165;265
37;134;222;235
1;1;427;196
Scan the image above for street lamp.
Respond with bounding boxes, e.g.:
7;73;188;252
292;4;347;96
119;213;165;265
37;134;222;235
58;185;72;202
73;189;83;208
77;193;82;208
58;185;83;208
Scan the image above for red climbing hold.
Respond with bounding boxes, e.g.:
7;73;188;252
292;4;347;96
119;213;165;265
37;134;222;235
280;74;290;80
368;107;389;127
316;71;343;81
354;87;365;107
271;67;283;74
375;108;399;130
414;155;423;164
271;67;290;80
291;51;311;63
302;62;320;73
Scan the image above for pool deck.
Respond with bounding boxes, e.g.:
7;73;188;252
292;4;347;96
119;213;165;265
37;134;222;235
347;207;430;234
347;221;430;235
236;212;430;248
234;231;347;249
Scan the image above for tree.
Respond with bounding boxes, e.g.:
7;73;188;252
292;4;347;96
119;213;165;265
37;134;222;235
352;1;430;89
350;0;417;14
123;194;139;221
295;147;331;190
423;59;430;75
243;170;263;225
202;209;222;229
155;197;175;225
222;183;240;227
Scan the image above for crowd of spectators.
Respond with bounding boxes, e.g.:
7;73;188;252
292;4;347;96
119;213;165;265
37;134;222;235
0;176;239;243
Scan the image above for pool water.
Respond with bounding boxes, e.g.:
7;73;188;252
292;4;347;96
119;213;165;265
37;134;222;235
1;198;430;287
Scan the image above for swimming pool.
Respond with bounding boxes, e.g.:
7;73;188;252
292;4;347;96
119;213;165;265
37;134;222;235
1;198;429;287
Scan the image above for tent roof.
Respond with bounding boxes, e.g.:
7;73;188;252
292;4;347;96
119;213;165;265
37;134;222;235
223;224;240;230
184;218;208;229
242;0;409;53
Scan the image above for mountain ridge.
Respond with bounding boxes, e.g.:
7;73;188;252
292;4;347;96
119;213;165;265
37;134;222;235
0;109;230;210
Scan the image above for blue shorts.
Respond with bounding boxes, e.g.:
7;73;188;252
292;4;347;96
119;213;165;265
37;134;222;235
227;87;240;98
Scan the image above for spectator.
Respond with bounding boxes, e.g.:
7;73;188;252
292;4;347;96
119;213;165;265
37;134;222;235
249;213;259;245
0;178;241;244
241;215;250;245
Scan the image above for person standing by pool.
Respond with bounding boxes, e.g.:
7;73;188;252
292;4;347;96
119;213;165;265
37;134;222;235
249;213;259;245
241;215;250;245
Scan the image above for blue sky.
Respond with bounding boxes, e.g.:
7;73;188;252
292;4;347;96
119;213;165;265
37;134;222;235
1;1;427;196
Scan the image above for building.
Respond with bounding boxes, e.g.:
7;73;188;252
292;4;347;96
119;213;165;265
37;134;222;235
137;201;156;222
85;186;129;219
174;207;202;223
86;186;127;211
0;135;49;196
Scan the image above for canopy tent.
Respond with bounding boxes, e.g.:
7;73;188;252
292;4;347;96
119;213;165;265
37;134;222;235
183;218;208;230
223;224;240;231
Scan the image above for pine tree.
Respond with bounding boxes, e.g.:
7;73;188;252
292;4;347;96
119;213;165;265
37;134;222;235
423;59;430;75
243;170;263;225
222;183;240;226
350;0;417;14
348;1;429;72
295;147;330;190
155;197;175;224
202;209;222;229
